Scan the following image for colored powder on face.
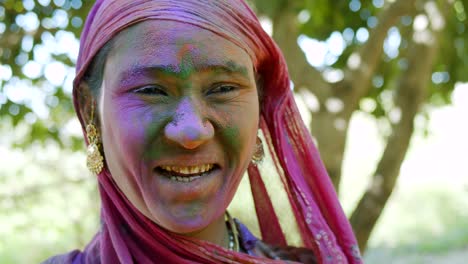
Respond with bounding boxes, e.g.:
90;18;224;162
171;40;249;80
107;20;258;178
221;125;242;155
225;60;248;77
138;110;174;160
178;44;197;80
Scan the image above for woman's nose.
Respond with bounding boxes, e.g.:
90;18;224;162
164;99;214;149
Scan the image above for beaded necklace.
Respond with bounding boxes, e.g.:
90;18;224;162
225;212;240;252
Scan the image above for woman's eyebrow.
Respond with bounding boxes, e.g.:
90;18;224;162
118;60;249;85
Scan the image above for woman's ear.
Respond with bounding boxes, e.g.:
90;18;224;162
76;81;99;127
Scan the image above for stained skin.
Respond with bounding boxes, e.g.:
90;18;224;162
96;20;260;247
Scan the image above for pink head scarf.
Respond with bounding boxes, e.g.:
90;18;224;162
72;0;363;263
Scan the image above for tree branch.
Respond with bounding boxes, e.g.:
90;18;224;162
271;6;333;103
338;0;417;114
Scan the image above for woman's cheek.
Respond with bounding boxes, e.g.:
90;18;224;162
118;99;164;131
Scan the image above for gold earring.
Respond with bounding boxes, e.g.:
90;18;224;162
252;133;264;164
86;104;104;174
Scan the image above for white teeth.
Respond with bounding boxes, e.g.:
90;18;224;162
161;164;214;182
159;164;214;183
160;164;214;175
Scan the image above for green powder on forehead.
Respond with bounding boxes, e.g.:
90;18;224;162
178;49;196;80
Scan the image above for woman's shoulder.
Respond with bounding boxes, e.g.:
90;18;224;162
42;234;100;264
255;240;318;264
41;250;82;264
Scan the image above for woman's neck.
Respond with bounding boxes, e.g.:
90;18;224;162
184;213;229;249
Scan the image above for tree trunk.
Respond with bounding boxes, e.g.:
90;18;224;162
263;0;444;251
271;8;346;188
350;6;443;250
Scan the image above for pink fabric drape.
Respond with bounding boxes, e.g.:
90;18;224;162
72;0;363;263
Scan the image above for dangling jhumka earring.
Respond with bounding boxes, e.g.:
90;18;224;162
252;132;264;164
86;103;104;174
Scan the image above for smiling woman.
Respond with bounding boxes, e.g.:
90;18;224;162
42;0;362;264
95;20;260;238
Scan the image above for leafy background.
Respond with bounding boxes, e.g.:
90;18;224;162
1;0;467;263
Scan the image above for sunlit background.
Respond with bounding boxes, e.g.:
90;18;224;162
1;0;467;263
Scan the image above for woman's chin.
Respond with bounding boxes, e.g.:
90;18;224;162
151;211;219;235
141;169;235;233
147;197;228;231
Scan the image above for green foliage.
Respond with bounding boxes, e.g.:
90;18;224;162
253;0;466;139
0;0;93;150
430;1;468;105
1;0;467;148
250;0;288;18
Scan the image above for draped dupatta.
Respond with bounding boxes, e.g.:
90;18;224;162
71;0;363;263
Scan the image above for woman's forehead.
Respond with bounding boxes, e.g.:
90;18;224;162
106;20;254;77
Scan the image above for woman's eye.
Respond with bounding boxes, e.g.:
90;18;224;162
133;85;168;96
208;84;238;95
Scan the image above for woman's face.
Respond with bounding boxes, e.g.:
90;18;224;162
98;20;259;234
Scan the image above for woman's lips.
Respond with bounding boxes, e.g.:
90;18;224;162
152;162;224;202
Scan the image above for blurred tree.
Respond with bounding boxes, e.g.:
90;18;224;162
0;0;93;149
252;0;466;251
0;0;466;252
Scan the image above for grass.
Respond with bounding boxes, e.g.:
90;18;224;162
363;183;468;263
